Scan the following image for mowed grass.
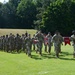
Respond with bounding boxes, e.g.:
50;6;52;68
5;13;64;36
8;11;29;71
0;29;75;75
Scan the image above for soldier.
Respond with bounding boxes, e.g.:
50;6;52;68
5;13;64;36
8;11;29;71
70;30;75;58
46;32;52;54
32;34;36;50
2;35;6;51
21;34;26;52
15;34;21;53
9;33;15;52
25;34;32;57
5;35;9;52
0;36;3;50
52;30;63;58
58;32;63;53
35;31;44;55
43;33;47;53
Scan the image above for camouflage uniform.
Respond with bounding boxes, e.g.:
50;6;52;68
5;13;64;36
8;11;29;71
2;35;6;51
70;30;75;58
35;31;44;55
25;34;32;57
15;34;22;53
52;31;63;58
58;33;63;53
9;33;15;52
21;34;26;52
32;34;36;50
46;32;52;54
43;33;47;53
0;36;3;50
5;35;9;52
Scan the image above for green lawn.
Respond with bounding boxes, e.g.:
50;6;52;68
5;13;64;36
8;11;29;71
0;29;75;75
0;43;75;75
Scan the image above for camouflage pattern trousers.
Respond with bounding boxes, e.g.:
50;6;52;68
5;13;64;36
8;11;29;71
26;44;32;57
73;45;75;57
36;41;43;55
54;43;60;57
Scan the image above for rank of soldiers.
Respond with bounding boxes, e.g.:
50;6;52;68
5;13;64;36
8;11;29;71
0;30;75;58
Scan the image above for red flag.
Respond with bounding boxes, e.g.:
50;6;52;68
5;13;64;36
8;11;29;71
64;37;71;45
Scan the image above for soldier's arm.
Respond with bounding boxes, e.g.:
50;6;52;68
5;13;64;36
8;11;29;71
70;35;74;41
51;35;55;43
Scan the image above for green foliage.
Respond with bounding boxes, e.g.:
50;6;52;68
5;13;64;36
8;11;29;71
34;0;53;30
41;0;75;36
9;0;21;8
0;3;4;26
17;0;37;28
0;0;75;36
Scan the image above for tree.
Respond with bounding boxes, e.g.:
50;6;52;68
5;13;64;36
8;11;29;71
34;0;56;30
9;0;21;8
0;2;4;28
17;0;37;28
41;0;75;36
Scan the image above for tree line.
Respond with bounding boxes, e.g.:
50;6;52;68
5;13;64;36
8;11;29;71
0;0;75;36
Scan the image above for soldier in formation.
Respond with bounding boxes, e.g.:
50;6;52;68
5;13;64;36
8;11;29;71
1;30;75;58
21;34;26;52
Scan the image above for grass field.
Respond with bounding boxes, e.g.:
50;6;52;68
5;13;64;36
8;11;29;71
0;29;75;75
0;29;36;36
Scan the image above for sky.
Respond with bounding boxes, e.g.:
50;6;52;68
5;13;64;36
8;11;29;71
0;0;9;3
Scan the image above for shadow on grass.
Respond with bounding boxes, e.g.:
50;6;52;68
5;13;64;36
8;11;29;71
31;55;42;60
31;52;75;60
61;52;73;55
31;53;57;60
59;57;75;61
42;53;56;59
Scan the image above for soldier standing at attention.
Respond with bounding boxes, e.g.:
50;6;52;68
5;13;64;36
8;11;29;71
5;35;9;52
0;36;3;50
52;30;63;58
15;34;21;53
9;33;15;52
35;31;44;56
2;35;6;51
70;30;75;58
21;34;26;52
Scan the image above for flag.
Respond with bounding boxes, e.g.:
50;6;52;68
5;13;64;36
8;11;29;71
64;37;71;45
